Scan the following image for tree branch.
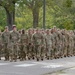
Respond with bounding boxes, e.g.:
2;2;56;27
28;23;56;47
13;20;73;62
0;0;3;6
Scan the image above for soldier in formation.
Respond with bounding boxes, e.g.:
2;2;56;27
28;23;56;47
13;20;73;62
0;30;2;60
0;26;75;61
19;29;28;61
2;26;10;61
32;28;44;61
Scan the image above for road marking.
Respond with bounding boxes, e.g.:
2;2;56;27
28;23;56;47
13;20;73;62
70;67;75;70
52;74;68;75
33;62;63;68
14;63;36;67
0;63;9;66
42;64;63;68
0;61;73;69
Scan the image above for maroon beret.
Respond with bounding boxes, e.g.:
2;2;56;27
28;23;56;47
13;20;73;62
5;26;8;29
12;25;16;29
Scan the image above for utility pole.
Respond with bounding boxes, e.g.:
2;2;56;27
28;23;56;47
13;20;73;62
43;0;46;29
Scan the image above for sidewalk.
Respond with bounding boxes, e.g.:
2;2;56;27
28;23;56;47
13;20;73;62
43;56;75;75
46;66;75;75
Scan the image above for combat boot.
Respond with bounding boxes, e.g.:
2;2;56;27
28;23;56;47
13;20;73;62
0;56;1;60
41;57;43;61
37;58;39;61
47;56;49;60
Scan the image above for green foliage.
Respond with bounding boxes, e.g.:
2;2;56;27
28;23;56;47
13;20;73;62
0;7;6;30
0;0;75;30
66;0;72;7
0;0;16;12
15;6;33;29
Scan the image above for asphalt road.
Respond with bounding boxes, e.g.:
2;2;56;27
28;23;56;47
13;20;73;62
0;56;75;75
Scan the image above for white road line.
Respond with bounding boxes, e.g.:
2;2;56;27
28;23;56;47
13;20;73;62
42;64;63;68
33;62;63;68
14;63;36;67
70;67;75;70
0;63;9;65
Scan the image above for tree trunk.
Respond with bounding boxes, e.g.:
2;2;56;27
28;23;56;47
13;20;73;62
4;4;15;31
32;8;39;28
6;11;14;30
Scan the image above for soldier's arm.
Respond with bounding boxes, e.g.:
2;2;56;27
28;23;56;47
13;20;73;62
16;32;20;44
31;34;35;46
10;32;12;40
41;34;44;45
52;35;55;48
10;31;13;43
26;34;29;44
2;33;4;43
45;36;48;49
17;32;20;40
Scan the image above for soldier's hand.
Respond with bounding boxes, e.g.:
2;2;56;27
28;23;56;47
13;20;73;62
16;42;18;45
32;43;34;46
41;45;44;48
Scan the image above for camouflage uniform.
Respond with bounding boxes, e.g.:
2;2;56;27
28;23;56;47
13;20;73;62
32;29;44;61
55;30;61;58
61;31;66;57
2;28;10;61
18;30;22;59
0;31;3;60
68;31;74;56
61;30;67;57
45;30;53;60
40;29;46;60
73;31;75;55
65;32;69;57
10;29;19;62
19;29;28;60
56;31;62;58
52;31;59;58
27;29;34;60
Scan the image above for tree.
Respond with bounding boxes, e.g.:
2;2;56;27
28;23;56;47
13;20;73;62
15;6;33;29
0;0;44;28
0;7;6;30
0;0;18;30
0;0;74;30
18;0;44;28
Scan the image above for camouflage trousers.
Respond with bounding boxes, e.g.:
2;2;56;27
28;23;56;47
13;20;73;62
34;45;45;60
46;44;53;59
27;43;35;59
73;44;75;55
10;43;19;61
63;45;68;57
19;44;28;60
68;44;74;56
3;43;10;60
56;44;63;57
0;44;3;59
